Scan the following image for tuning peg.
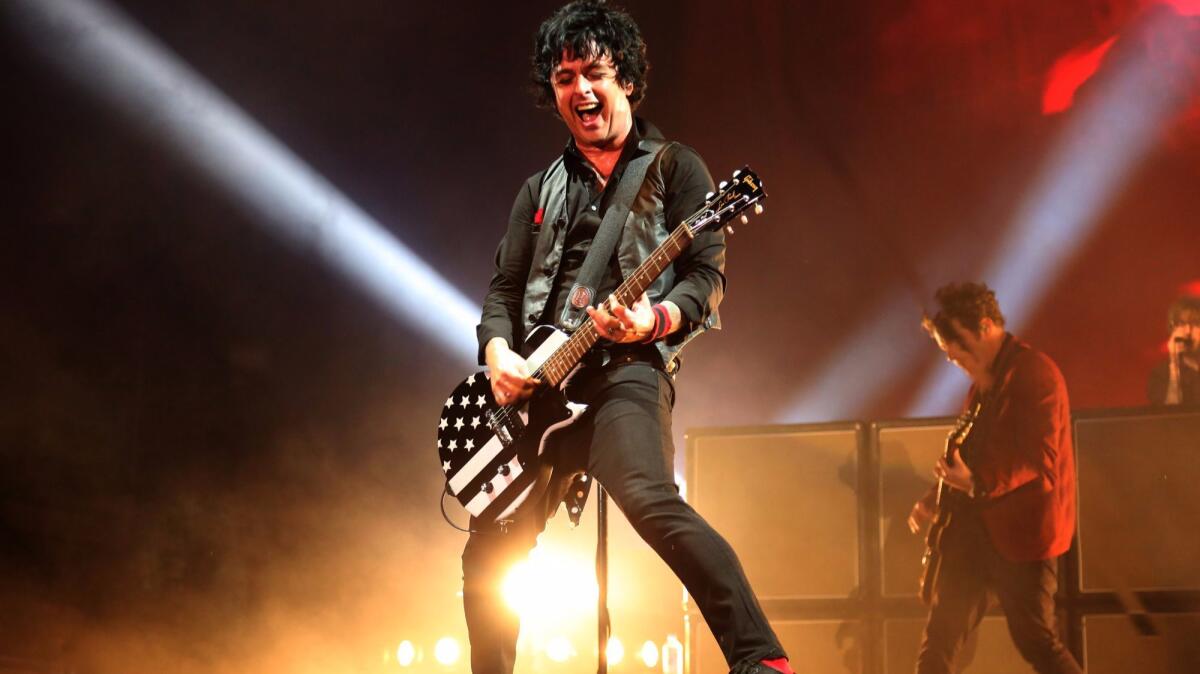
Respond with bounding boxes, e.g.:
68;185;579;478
732;169;742;178
718;180;729;190
724;224;735;235
740;214;749;225
705;191;715;199
754;203;764;215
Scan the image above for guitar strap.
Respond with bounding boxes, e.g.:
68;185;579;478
557;139;668;331
546;139;667;527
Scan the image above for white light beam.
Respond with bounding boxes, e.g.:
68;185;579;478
9;0;482;364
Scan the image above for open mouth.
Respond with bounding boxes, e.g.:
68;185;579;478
575;102;602;125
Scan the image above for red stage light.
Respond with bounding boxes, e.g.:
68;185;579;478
1042;37;1116;114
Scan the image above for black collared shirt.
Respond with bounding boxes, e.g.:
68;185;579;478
542;122;645;329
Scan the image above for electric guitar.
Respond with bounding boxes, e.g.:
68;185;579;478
437;167;766;523
918;402;981;605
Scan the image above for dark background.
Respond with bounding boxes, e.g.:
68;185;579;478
2;0;1197;672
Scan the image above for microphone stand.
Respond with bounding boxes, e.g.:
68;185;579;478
597;484;610;674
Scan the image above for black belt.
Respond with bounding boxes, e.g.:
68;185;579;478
580;345;664;371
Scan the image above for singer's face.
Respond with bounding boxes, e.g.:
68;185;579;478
1171;312;1200;355
552;50;634;151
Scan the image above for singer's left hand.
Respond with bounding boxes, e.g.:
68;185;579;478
588;293;655;343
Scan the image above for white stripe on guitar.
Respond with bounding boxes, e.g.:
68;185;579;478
465;455;526;517
447;406;530;495
480;401;588;519
524;326;569;371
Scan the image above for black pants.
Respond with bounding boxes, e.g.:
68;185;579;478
916;510;1083;674
461;363;785;674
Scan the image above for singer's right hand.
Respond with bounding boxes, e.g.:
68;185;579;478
485;338;540;406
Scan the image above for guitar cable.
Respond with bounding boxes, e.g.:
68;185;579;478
440;485;474;533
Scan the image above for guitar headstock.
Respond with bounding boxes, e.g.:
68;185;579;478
687;166;767;236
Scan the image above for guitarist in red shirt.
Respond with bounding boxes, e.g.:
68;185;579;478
907;282;1083;674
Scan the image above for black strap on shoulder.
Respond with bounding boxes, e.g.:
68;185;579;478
558;142;665;331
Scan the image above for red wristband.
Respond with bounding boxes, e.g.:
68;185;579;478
642;304;671;343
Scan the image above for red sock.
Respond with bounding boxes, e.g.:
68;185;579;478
761;657;794;674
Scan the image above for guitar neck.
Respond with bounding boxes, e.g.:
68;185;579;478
935;404;980;508
534;222;696;388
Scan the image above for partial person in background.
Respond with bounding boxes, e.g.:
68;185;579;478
1148;295;1200;406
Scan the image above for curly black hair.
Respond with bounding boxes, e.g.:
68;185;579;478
922;282;1007;346
530;0;649;111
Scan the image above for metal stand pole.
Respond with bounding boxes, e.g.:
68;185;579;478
597;484;609;674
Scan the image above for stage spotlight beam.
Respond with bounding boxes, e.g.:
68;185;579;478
774;295;928;422
8;0;481;363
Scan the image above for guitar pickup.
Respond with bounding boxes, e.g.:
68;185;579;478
492;421;512;446
488;409;524;447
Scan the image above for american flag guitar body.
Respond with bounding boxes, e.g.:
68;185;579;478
438;167;767;523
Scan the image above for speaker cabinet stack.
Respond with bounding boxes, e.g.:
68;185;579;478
683;408;1200;674
686;423;863;674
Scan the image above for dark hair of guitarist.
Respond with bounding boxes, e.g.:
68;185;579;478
908;282;1084;674
456;2;792;674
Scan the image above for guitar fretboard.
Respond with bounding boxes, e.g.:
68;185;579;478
533;223;696;387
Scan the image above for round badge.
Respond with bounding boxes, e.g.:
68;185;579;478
570;286;593;309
